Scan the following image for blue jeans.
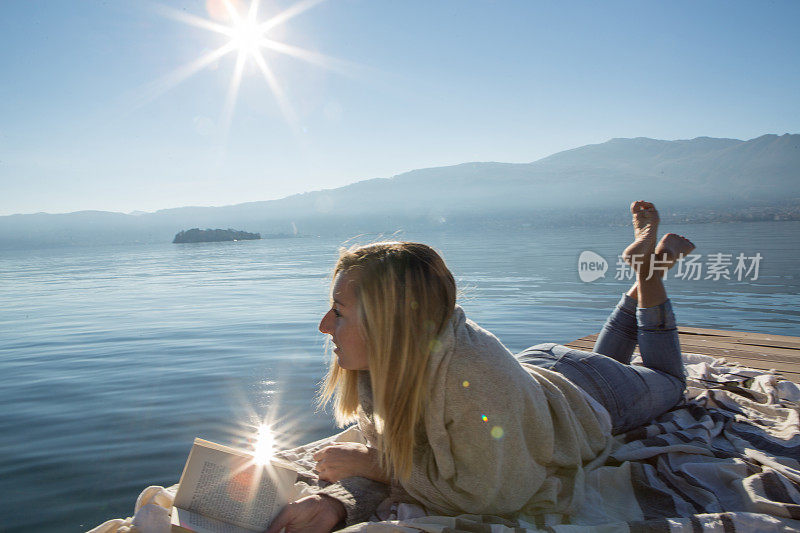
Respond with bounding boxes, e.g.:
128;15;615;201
516;294;686;434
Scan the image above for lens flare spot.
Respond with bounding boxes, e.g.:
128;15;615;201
491;426;504;439
481;414;488;422
462;380;470;388
207;0;240;21
428;339;442;353
227;465;256;502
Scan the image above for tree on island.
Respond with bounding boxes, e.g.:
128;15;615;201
172;228;261;243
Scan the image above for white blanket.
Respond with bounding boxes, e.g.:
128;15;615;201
89;353;800;533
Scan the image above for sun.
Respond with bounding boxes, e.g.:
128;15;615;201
146;0;343;135
227;12;263;57
217;0;271;60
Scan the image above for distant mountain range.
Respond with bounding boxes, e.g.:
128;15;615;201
2;133;798;248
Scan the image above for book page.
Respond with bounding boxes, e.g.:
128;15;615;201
174;438;297;531
171;506;256;533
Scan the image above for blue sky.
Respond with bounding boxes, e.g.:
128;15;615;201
1;0;798;215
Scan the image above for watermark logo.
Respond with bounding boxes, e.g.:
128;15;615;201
615;253;763;281
578;251;608;283
579;252;763;282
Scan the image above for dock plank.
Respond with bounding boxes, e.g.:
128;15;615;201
564;326;800;383
565;336;800;362
678;326;800;346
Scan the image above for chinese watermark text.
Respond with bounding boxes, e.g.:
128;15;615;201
613;253;763;281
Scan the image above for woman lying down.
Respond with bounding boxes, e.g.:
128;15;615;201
267;201;695;532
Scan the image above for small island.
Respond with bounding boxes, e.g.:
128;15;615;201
172;228;261;243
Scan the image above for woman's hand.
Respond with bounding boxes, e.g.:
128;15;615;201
313;443;389;484
265;494;345;533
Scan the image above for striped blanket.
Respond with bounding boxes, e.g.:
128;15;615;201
89;353;800;533
326;353;800;532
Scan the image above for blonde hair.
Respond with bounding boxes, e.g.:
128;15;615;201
319;242;456;479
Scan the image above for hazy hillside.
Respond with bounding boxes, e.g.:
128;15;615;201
2;133;798;248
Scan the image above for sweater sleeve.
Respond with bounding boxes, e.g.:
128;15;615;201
314;477;390;526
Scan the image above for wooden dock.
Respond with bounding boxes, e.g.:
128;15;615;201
565;327;800;383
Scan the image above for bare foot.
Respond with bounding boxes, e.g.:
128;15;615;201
654;233;696;269
622;200;660;270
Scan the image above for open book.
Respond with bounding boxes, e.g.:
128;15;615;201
170;438;298;533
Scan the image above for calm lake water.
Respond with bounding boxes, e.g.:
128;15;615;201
1;221;799;532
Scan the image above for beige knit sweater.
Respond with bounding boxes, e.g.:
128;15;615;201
320;306;612;524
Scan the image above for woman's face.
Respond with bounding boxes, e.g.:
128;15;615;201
318;270;369;371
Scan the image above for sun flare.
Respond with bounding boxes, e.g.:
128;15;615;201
220;0;267;58
229;18;263;56
148;0;338;135
252;423;275;466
